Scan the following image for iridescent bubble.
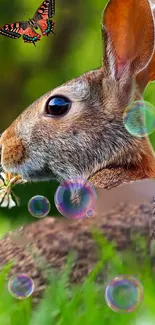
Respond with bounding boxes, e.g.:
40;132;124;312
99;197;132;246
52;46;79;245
105;275;144;313
123;100;155;137
28;195;50;218
54;177;97;219
8;274;34;299
86;209;95;218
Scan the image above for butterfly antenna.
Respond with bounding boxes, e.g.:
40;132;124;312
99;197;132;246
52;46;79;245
52;31;56;35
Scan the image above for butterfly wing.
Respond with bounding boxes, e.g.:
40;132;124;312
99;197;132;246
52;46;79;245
0;21;41;45
21;23;41;45
34;0;55;20
0;22;23;39
33;0;55;36
35;19;55;36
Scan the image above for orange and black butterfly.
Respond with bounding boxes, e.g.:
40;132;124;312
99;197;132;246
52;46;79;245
0;0;55;46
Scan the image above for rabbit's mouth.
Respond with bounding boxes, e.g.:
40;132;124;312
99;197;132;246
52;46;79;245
2;163;57;182
0;148;57;183
19;167;57;182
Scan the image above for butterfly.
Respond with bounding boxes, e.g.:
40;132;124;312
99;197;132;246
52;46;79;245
0;0;55;46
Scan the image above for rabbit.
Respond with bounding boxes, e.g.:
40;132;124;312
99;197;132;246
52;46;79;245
1;0;155;190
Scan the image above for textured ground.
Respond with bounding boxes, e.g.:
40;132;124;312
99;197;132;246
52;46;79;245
0;198;154;303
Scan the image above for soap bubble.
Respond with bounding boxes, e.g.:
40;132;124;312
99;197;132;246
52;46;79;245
54;177;97;219
8;274;34;299
105;275;144;313
28;195;50;218
86;209;95;218
123;100;155;137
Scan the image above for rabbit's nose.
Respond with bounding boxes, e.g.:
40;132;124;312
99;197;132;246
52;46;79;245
0;126;26;171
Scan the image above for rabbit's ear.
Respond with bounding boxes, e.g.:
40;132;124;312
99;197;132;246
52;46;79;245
136;2;155;92
136;53;155;92
148;52;155;82
102;0;155;80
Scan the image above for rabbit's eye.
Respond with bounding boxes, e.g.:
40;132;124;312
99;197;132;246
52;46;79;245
45;96;71;117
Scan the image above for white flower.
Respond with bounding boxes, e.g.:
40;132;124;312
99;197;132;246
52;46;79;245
0;193;16;208
0;170;27;209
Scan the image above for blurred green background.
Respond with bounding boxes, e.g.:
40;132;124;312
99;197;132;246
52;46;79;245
0;0;155;236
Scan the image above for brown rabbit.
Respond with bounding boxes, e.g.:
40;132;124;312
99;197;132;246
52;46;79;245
1;0;155;189
0;0;155;306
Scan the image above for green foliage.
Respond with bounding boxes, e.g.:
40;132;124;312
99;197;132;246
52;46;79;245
0;235;155;325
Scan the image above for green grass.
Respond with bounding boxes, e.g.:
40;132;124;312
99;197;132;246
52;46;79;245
0;232;155;325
